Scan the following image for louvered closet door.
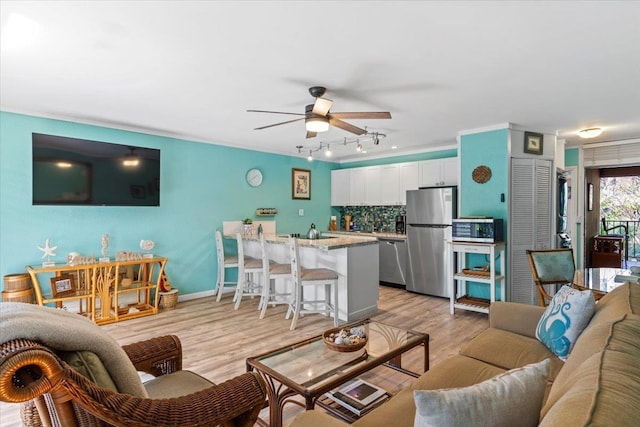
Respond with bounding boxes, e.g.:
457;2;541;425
509;158;553;304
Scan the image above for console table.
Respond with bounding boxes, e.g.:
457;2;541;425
26;257;167;324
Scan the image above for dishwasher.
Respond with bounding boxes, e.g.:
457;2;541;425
378;237;407;287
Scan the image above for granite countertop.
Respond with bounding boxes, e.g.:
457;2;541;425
230;233;378;250
324;230;407;241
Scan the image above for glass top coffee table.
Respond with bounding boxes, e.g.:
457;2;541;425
246;319;429;427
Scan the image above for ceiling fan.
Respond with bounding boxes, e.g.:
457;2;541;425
247;86;392;139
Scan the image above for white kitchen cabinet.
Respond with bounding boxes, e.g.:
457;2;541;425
380;164;400;205
399;162;420;204
331;169;350;206
364;167;382;205
349;168;366;205
419;158;459;187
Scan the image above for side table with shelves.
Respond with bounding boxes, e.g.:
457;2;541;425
26;257;168;324
449;241;506;314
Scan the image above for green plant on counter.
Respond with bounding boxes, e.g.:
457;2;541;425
242;217;253;224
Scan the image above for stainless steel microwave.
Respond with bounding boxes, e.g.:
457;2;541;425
452;218;504;243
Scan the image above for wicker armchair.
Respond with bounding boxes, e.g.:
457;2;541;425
0;335;266;427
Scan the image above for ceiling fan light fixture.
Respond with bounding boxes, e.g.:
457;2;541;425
307;150;313;162
325;144;332;157
578;127;603;139
305;116;330;133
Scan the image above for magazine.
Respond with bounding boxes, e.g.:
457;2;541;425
325;379;390;416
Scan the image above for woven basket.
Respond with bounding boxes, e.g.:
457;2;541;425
323;326;367;352
4;273;32;292
160;289;179;310
2;288;35;303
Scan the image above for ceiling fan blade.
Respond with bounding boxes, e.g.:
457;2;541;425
312;97;333;116
328;117;367;135
247;109;305;116
306;131;317;139
254;117;305;130
329;112;392;119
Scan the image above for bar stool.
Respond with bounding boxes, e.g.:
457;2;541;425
234;233;263;310
215;230;238;302
257;234;293;319
286;236;339;330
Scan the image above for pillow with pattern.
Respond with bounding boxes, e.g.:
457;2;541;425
535;285;595;360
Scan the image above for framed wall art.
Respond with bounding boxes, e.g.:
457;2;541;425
292;168;311;200
524;131;544;155
50;274;76;297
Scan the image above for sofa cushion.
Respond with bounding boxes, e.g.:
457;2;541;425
413;359;550;427
459;328;563;382
410;355;506;391
541;314;640;422
536;285;595;360
588;282;636;325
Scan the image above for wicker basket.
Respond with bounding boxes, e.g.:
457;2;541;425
159;289;179;310
323;326;367;352
4;273;32;292
2;288;35;303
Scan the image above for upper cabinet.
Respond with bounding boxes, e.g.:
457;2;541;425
331;158;457;206
380;164;401;205
419;157;459;187
399;162;420;204
331;169;350;206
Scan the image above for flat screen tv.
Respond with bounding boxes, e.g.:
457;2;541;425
32;133;160;206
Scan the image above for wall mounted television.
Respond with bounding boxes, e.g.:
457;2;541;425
32;133;160;206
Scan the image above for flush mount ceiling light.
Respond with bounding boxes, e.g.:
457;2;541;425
305;116;330;133
578;128;603;139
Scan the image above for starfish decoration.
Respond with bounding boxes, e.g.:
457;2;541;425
37;238;57;259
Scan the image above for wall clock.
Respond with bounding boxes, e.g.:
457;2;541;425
246;168;263;187
472;165;492;184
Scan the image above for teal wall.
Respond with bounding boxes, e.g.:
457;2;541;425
338;148;457;169
565;147;579;167
459;128;509;299
0;111;334;295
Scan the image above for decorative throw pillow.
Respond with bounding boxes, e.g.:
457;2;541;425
413;359;550;427
535;285;596;360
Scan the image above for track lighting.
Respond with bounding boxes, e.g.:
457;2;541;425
296;131;387;158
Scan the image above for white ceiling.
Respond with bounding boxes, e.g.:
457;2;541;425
2;1;639;162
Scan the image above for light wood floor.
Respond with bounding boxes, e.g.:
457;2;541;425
0;286;488;426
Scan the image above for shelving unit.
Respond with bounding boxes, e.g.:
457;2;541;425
26;257;167;324
449;241;505;314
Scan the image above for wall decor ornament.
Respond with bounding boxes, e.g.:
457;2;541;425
292;168;311;200
37;238;57;267
472;165;492;184
524;131;544;155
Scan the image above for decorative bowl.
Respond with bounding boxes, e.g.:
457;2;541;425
323;326;368;352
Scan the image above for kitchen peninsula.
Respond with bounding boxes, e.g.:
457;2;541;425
238;233;379;322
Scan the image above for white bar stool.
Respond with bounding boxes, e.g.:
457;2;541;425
215;230;238;302
286;236;339;330
234;232;263;310
258;234;292;319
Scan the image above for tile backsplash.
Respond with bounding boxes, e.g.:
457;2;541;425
339;206;406;233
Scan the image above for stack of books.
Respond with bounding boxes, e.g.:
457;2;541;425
324;379;390;417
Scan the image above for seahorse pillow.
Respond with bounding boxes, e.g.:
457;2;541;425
536;285;596;360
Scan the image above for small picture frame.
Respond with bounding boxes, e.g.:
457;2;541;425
50;274;76;297
292;168;311;200
524;131;544;155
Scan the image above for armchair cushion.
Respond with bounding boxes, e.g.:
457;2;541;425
144;370;216;398
59;350;118;392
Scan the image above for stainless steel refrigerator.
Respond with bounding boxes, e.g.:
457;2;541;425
406;187;457;297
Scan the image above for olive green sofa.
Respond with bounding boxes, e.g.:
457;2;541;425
290;282;640;427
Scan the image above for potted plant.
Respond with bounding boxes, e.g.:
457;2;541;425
242;217;253;235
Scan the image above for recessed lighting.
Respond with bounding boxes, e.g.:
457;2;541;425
391;146;398;150
578;128;603;139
